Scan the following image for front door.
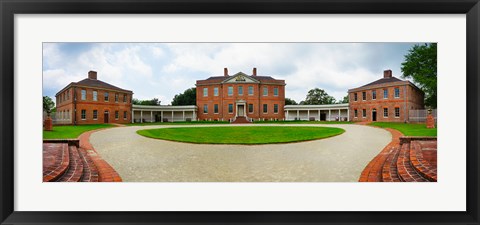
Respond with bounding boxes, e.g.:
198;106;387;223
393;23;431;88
238;105;245;116
104;111;109;123
372;109;377;121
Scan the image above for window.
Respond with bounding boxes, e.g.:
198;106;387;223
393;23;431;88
214;87;219;96
263;87;268;96
362;109;366;118
115;93;119;102
228;104;233;113
66;91;69;100
203;88;208;97
104;92;109;101
384;108;389;118
394;87;400;98
274;104;279;113
238;86;243;95
383;89;388;99
228;87;233;96
248;86;254;95
203;104;208;113
248;104;254;113
123;94;127;102
124;111;127;120
214;104;219;114
354;93;358;101
81;110;86;120
395;107;400;118
115;111;119;119
81;90;86;100
274;87;279;96
67;110;69;119
362;92;366;101
93;110;98;120
93;91;98;101
372;90;376;100
263;104;268;113
354;109;358;118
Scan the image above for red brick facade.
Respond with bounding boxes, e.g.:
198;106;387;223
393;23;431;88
55;71;133;125
196;68;286;121
348;70;424;122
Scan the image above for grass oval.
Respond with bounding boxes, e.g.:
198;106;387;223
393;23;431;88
137;126;345;145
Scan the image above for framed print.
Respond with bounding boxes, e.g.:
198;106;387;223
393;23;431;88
1;0;479;224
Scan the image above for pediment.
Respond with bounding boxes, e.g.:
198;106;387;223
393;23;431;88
222;72;260;83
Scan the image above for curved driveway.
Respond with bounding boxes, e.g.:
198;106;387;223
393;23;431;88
89;124;391;182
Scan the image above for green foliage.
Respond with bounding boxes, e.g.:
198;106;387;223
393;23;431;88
43;124;114;139
172;88;196;106
401;43;437;108
285;98;298;105
339;95;349;104
137;126;345;144
370;122;437;137
43;96;55;115
132;98;161;106
303;88;336;105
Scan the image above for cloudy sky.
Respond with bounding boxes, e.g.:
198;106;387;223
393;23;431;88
43;42;422;104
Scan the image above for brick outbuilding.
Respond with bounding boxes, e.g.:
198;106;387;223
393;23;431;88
348;70;424;122
196;68;286;122
55;71;133;125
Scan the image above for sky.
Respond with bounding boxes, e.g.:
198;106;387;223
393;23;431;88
43;42;422;104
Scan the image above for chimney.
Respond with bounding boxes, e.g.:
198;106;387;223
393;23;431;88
88;71;97;80
224;68;229;77
383;69;392;78
252;67;257;76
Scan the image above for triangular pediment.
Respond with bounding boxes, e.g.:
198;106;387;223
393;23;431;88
222;72;260;83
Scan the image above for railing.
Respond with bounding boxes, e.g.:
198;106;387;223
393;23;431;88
409;109;437;123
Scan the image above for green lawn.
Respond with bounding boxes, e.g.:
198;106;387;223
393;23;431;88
43;124;114;139
253;120;353;124
126;121;230;126
370;122;437;137
137;126;345;145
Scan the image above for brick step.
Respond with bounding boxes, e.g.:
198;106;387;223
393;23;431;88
43;143;70;182
410;141;437;181
381;146;402;182
396;143;429;182
78;148;100;182
231;116;252;124
57;146;84;182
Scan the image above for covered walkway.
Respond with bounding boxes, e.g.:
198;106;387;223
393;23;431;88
284;103;349;121
132;105;198;123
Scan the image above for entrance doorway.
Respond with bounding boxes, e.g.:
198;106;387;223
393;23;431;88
238;104;245;116
104;110;109;123
372;109;377;121
320;113;326;121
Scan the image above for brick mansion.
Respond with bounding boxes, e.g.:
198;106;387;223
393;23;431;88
54;68;425;124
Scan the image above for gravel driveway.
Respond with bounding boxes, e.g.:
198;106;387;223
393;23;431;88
89;124;390;182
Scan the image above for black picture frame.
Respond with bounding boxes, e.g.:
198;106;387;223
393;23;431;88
1;0;479;224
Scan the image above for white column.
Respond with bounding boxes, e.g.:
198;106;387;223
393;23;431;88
328;109;331;121
131;109;134;123
318;110;321;121
193;110;196;121
338;109;341;121
297;110;299;120
347;108;350;121
307;110;310;120
161;111;164;123
171;111;174;122
182;111;185;121
140;110;143;123
150;111;153;123
286;110;289;120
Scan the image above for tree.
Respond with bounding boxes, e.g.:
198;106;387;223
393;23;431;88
43;96;55;116
303;88;336;105
339;95;349;104
285;98;298;105
132;98;161;106
172;88;196;106
401;43;437;108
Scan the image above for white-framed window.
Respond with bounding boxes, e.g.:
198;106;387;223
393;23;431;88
66;91;69;100
81;109;86;120
362;109;366;118
248;104;254;113
123;94;127;102
238;86;243;95
384;108;389;118
362;91;366;101
203;87;208;97
115;111;119;120
228;87;233;96
274;87;279;96
248;86;254;95
93;91;98;101
263;87;268;96
383;89;388;99
115;93;119;102
228;104;233;113
214;104;219;114
203;104;208;113
394;87;400;98
395;107;400;118
263;104;268;113
354;93;358;101
93;110;98;120
214;87;219;96
104;92;109;101
354;109;358;118
81;89;86;100
274;104;279;113
124;111;127;120
372;90;376;100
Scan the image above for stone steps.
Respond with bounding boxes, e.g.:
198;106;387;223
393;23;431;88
231;116;252;124
396;143;429;182
381;146;402;182
43;143;70;182
57;146;84;182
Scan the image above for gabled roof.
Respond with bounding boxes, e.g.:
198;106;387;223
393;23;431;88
73;78;132;92
360;76;404;88
196;71;285;85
